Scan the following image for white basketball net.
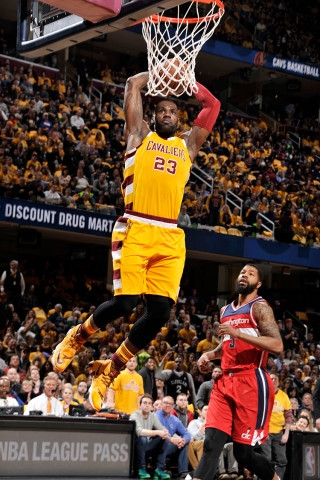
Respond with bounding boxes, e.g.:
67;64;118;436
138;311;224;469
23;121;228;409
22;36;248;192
142;0;225;97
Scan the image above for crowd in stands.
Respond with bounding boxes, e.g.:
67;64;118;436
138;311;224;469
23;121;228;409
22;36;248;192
1;255;320;478
220;0;320;66
1;57;320;247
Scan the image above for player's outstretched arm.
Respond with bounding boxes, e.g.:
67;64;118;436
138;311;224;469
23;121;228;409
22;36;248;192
124;72;150;149
184;81;221;161
219;302;283;355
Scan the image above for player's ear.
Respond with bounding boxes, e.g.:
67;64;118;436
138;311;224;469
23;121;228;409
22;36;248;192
257;281;262;290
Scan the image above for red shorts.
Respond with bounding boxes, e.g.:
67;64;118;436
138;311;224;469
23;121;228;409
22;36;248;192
206;368;274;445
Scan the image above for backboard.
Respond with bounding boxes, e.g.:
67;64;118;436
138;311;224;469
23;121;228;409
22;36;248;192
17;0;189;58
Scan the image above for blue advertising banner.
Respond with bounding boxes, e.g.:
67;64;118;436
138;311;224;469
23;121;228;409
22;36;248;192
1;198;320;269
184;227;320;270
201;38;320;81
0;198;116;237
128;25;320;82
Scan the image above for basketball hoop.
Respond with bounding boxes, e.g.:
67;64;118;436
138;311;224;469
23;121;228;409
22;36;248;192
142;0;225;97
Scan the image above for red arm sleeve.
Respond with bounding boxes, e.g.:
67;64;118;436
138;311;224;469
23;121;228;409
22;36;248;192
284;409;293;424
193;82;221;132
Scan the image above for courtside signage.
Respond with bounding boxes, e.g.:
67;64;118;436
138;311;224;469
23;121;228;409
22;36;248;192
0;429;130;476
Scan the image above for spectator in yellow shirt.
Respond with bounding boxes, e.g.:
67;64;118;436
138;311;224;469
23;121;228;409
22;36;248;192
107;356;144;414
26;152;42;171
253;179;264;195
196;330;220;359
0;165;13;186
73;380;88;404
260;374;292;480
305;219;320;238
242;36;253;48
38;71;52;87
151;332;165;352
257;118;268;132
234;154;248;172
179;319;197;346
219;172;233;192
60;384;79;415
231;207;243;227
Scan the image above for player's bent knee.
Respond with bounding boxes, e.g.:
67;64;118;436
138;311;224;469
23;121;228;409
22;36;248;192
203;428;228;455
93;294;139;329
233;442;253;464
128;295;173;349
147;295;173;320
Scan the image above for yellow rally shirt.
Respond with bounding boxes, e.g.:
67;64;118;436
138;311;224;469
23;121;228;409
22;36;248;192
111;370;144;414
269;389;292;434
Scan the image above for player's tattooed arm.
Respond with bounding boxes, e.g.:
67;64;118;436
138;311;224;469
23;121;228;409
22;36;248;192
124;72;150;147
219;302;283;355
253;302;282;340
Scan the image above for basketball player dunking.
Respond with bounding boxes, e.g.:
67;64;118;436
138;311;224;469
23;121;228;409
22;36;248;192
194;264;283;480
51;70;221;410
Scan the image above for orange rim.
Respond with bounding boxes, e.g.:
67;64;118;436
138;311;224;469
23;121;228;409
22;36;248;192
144;0;225;24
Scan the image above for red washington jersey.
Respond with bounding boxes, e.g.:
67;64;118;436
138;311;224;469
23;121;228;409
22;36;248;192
220;296;268;372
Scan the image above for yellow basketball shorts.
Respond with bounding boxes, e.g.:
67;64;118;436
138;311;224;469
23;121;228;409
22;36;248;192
111;214;186;302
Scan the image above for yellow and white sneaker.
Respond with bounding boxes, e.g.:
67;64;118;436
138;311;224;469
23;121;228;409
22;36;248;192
88;360;120;411
51;325;86;372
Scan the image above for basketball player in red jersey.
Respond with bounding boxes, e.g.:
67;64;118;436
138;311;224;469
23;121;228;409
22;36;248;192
51;71;221;411
194;264;283;480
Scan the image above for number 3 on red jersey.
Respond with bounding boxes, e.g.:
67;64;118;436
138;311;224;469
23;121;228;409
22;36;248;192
154;156;177;175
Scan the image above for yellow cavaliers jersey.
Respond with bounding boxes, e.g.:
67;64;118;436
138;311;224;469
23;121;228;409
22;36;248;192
123;131;192;220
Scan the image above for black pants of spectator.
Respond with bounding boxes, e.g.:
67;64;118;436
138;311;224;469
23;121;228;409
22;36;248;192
71;126;81;139
209;211;220;226
259;432;287;480
6;292;22;312
275;228;293;244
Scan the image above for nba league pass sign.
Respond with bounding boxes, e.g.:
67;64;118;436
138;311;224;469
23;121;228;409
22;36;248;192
0;429;131;476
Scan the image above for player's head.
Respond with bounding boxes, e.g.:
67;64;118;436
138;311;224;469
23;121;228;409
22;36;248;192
235;264;263;295
153;100;179;137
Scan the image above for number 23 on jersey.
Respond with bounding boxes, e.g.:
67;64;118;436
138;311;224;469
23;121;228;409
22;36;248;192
154;156;177;175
